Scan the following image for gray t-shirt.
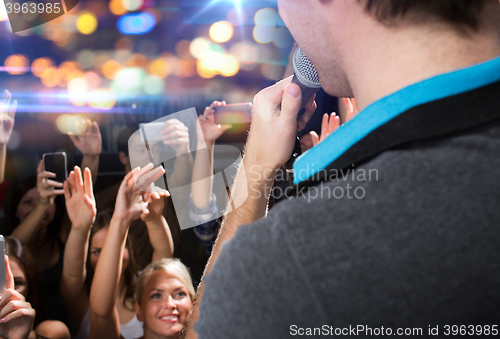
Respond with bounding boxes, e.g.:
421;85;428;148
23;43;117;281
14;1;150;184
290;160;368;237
195;119;500;338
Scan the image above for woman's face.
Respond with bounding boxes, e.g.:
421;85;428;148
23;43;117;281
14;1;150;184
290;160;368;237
9;258;28;298
16;187;56;226
89;227;130;272
136;271;193;338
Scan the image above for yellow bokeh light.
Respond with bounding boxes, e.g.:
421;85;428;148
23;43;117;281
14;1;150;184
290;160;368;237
77;12;98;35
109;0;127;16
209;21;233;43
220;55;239;77
56;115;86;135
4;55;29;75
0;4;8;22
189;38;211;59
40;67;61;87
68;78;88;106
32;58;54;78
148;59;171;79
102;60;122;79
88;88;116;110
196;59;217;79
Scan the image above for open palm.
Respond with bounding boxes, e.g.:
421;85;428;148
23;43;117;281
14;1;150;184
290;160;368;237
0;90;17;146
64;166;96;230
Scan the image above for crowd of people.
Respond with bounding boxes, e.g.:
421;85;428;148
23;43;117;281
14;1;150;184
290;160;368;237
2;0;500;338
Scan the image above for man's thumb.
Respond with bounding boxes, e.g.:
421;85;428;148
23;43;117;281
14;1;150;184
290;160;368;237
281;83;302;120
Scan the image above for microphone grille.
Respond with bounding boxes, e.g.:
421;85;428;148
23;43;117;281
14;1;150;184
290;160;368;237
292;47;321;88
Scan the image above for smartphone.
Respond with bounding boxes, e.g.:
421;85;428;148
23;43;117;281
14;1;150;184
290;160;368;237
139;122;164;142
214;103;252;124
43;152;68;183
0;236;6;293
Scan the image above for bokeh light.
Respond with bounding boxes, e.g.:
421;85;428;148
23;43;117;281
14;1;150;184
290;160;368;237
56;115;86;135
231;43;259;65
0;4;8;22
32;58;54;77
148;59;171;79
121;0;143;11
117;12;156;35
175;40;192;59
41;67;61;87
110;0;127;15
84;72;102;89
68;78;88;106
254;8;277;26
114;68;146;90
4;55;29;75
253;25;276;44
77;12;98;35
209;21;233;43
115;37;134;52
190;37;211;59
102;60;122;79
219;55;239;77
77;50;96;69
88;88;116;110
143;75;165;95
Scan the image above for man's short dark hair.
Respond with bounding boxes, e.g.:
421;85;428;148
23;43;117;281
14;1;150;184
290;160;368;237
361;0;492;30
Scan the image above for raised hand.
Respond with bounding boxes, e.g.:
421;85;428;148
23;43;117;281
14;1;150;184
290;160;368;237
68;119;102;156
64;166;96;230
140;185;170;223
0;256;36;339
0;90;17;147
114;163;166;224
310;112;341;147
198;101;232;145
160;119;190;156
343;97;359;122
37;160;64;206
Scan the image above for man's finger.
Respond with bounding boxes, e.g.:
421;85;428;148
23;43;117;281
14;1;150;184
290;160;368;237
280;83;302;122
310;131;320;147
5;256;13;290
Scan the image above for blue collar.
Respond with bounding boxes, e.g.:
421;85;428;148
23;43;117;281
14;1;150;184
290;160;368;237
293;54;500;184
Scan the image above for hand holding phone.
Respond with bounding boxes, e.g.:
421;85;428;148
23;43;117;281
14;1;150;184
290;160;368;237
43;152;68;183
37;159;65;206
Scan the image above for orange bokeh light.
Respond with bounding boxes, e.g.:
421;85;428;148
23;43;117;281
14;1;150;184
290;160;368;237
4;55;29;75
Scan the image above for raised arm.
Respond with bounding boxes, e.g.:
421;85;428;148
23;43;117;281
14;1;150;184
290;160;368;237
89;164;165;339
184;77;316;339
11;160;64;245
0;90;16;186
141;186;174;261
68;119;102;186
191;101;231;210
60;166;96;334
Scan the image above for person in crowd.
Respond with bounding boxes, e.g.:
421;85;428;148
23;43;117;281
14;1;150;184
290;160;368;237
0;89;16;210
190;101;231;255
88;164;171;339
0;256;36;339
4;236;70;339
185;0;500;337
5;121;102;324
60;165;173;339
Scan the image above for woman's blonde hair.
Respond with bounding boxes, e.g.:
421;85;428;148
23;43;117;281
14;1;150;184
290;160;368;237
135;258;195;304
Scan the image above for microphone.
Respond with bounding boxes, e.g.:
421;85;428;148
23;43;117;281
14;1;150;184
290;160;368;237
291;46;322;120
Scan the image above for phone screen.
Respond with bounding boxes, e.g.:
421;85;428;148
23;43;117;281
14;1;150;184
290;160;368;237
43;152;68;183
0;236;6;293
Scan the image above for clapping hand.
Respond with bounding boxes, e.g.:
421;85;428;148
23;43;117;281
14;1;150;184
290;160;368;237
64;166;96;230
0;256;36;339
0;90;17;147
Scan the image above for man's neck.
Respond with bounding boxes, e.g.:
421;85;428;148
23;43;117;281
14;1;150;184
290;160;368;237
346;17;500;111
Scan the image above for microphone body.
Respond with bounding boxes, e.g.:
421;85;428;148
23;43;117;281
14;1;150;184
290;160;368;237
291;47;322;120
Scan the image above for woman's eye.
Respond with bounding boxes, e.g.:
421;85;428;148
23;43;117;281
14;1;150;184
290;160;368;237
174;292;187;299
91;249;101;256
151;293;162;299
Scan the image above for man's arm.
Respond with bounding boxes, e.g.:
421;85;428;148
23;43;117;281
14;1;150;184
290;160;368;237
184;76;317;338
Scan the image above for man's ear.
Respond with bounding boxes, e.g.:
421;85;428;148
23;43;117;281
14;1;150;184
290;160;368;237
135;303;143;322
118;151;129;166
